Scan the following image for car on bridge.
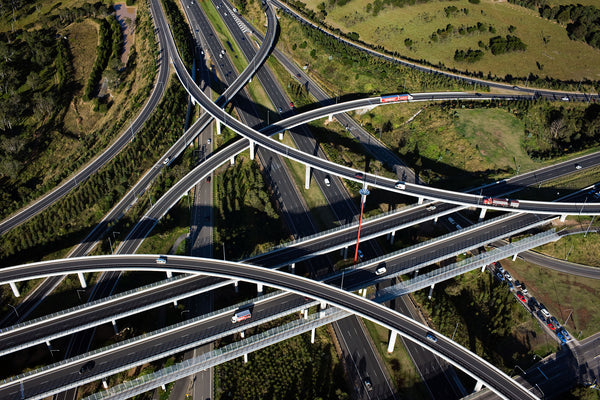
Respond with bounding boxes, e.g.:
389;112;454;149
156;256;167;264
546;319;556;331
426;332;437;343
516;291;526;302
79;360;95;375
354;172;363;179
375;266;386;275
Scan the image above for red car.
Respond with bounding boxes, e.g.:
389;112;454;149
516;292;526;302
355;173;364;179
546;320;556;330
289;101;294;108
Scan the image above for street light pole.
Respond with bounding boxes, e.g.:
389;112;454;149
222;242;226;260
353;187;370;263
8;304;18;318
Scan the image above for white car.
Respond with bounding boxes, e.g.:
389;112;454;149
375;267;387;275
575;164;582;170
155;256;167;264
561;96;569;101
324;177;330;187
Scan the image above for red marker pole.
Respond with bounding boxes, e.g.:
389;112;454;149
354;188;370;264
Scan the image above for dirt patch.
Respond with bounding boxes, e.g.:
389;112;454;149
114;3;137;65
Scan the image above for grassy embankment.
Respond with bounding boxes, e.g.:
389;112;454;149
302;0;600;82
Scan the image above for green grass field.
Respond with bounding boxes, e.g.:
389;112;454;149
302;0;600;81
501;257;600;338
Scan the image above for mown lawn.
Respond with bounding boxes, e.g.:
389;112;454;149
302;0;600;81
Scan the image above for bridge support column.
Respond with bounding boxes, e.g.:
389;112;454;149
166;271;172;279
46;340;52;350
173;299;178;307
320;301;327;310
390;230;396;245
305;165;311;189
161;384;166;391
560;214;567;222
111;319;118;335
230;156;235;165
216;120;221;135
8;282;20;297
290;263;295;273
343;247;348;259
387;330;398;353
414;269;419;278
77;272;87;289
250;140;255;160
311;328;316;344
473;380;483;392
257;283;263;295
479;208;487;220
233;280;239;293
362;288;368;298
243;353;248;363
102;379;109;389
428;284;435;300
279;131;284;140
512;253;518;261
433;216;438;224
303;309;309;319
481;264;486;272
240;331;245;338
418;197;424;205
328;114;333;122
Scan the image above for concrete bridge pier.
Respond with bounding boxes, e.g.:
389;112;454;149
560;214;567;222
428;284;435;300
481;264;486;272
387;329;398;353
320;301;327;310
102;379;109;389
414;269;419;278
46;340;52;350
418;197;424;205
257;283;263;295
77;272;87;289
361;288;368;298
305;165;311;189
243;353;248;363
311;328;316;344
216;120;221;135
479;208;487;220
233;280;239;293
173;299;178;306
161;384;166;391
303;309;309;319
512;253;518;261
474;380;484;392
8;282;20;297
328;114;333;122
230;155;235;165
343;247;348;259
279;131;284;140
390;230;396;245
290;263;295;273
166;271;172;279
250;140;255;160
240;331;245;338
433;216;438;224
111;319;119;335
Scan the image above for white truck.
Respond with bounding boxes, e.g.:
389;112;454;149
231;309;251;323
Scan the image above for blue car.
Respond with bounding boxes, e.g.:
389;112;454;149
556;331;567;344
495;272;505;281
426;332;437;343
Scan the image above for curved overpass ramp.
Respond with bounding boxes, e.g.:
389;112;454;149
0;255;538;400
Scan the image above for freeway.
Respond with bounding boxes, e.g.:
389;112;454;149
0;255;538;400
0;208;554;359
163;21;600;217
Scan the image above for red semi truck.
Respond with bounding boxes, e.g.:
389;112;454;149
483;197;520;208
380;94;413;103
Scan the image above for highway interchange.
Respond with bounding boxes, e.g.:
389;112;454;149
1;0;599;399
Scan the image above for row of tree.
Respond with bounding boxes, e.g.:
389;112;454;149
161;0;194;69
430;22;496;42
0;81;188;264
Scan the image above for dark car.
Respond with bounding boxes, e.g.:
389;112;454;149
79;360;95;375
278;107;283;113
206;176;211;183
354;172;364;179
